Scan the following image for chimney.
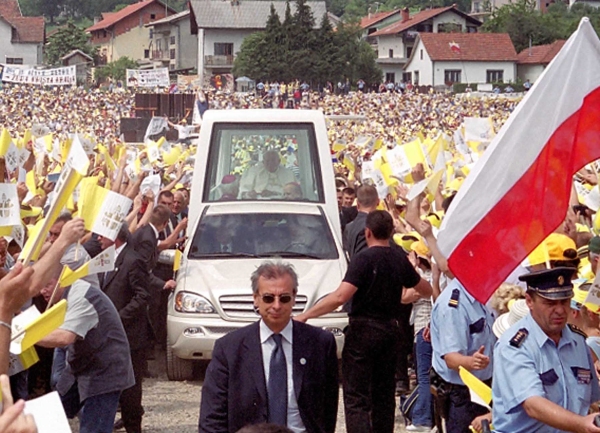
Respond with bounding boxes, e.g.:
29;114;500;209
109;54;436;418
401;7;410;22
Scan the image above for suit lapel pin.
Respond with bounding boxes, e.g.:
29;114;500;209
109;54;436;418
300;358;306;365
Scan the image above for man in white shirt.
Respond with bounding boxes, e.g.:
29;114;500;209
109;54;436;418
239;150;296;199
199;261;338;433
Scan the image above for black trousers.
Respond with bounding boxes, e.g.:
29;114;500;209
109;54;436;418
342;318;400;433
121;349;146;433
446;384;490;433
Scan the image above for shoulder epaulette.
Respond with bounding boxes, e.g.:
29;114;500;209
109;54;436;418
509;328;529;348
448;288;460;308
568;324;588;339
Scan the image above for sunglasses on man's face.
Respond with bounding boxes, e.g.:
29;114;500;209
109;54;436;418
260;294;294;304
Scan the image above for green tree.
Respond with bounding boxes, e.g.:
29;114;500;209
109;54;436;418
46;22;98;65
483;0;560;52
95;56;138;82
233;1;381;85
232;32;271;81
264;4;288;81
20;0;62;22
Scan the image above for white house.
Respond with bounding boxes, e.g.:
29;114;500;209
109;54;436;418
369;6;481;84
0;0;44;65
146;9;198;72
517;40;565;83
189;0;329;84
403;32;517;87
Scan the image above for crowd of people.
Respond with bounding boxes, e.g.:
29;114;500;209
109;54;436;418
1;78;599;433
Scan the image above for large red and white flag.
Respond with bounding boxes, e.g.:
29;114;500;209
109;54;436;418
438;18;600;303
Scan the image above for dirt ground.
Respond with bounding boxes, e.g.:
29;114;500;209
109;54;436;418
69;354;413;433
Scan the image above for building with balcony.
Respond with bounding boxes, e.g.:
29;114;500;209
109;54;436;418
369;6;481;84
145;9;197;72
86;0;176;64
189;0;328;84
403;32;517;87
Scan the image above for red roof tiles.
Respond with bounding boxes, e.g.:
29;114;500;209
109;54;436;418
87;0;173;32
360;9;400;29
0;0;44;43
418;32;517;62
517;40;566;65
370;6;479;36
0;0;21;19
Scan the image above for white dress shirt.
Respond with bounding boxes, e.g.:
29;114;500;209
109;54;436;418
259;319;306;433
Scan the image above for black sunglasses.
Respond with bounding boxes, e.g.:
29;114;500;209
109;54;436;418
260;294;294;304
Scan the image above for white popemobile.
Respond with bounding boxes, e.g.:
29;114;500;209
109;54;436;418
166;109;348;380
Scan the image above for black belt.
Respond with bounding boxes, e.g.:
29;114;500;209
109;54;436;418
349;316;399;327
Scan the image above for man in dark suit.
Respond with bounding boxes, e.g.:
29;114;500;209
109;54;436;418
131;204;184;292
98;224;151;433
152;191;186;347
199;261;338;433
342;185;379;260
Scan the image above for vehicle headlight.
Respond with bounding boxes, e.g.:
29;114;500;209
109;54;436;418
315;294;346;313
175;292;216;314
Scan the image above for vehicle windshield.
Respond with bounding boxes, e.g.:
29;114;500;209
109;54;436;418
189;213;338;259
203;123;324;203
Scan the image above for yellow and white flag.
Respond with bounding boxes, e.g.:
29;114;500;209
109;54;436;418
59;245;116;288
79;185;132;241
0;184;21;227
10;300;67;355
459;366;492;410
173;249;182;272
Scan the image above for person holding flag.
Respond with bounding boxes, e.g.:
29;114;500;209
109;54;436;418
406;166;495;433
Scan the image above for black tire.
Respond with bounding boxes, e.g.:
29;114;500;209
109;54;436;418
166;342;194;381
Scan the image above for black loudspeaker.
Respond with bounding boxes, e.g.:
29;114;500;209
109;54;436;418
119;117;151;142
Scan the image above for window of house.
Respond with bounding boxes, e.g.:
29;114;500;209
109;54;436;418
388;49;393;58
103;30;107;38
170;49;176;60
150;14;156;19
149;29;154;39
406;46;413;58
169;63;175;70
473;1;481;12
438;23;463;33
414;71;419;85
385;72;395;83
444;69;461;84
402;72;412;83
6;57;23;64
144;49;150;58
420;49;423;60
170;35;176;45
214;43;234;56
486;70;504;83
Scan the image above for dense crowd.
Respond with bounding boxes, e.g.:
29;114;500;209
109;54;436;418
2;79;600;433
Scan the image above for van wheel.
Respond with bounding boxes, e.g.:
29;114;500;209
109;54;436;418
166;343;194;381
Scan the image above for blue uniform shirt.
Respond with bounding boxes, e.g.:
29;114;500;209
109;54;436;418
492;313;600;433
431;279;496;384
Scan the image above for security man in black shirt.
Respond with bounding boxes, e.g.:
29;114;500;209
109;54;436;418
296;210;432;433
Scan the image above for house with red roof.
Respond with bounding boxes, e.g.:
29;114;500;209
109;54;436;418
517;40;565;83
360;8;403;39
369;6;481;84
403;32;517;86
0;0;45;65
86;0;176;64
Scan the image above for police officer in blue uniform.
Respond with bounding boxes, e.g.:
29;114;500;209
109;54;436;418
430;278;496;433
492;267;600;433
